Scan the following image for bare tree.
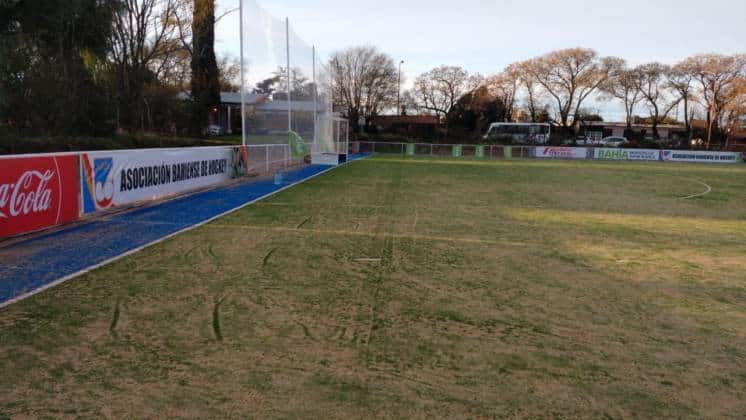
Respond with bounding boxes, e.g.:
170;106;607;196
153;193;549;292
484;71;519;122
667;62;698;137
328;46;399;133
720;78;746;147
410;65;483;120
510;61;544;123
680;54;746;148
633;63;680;139
217;56;240;92
601;64;642;130
168;0;238;87
109;0;179;132
522;48;621;130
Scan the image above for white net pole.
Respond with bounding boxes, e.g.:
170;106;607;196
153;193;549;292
285;17;291;134
313;45;317;147
239;0;246;147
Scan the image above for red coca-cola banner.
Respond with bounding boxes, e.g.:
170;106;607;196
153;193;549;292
0;155;80;238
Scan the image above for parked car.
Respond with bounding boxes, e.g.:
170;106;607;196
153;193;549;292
564;136;590;146
599;136;629;148
207;125;224;136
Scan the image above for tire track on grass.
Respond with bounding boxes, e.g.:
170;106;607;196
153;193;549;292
361;162;404;363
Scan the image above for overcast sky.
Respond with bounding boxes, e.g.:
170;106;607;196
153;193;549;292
215;0;746;119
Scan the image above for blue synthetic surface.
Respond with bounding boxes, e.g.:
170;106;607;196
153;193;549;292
0;155;368;305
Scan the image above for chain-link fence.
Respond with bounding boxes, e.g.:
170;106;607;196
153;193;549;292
355;142;533;159
245;142;314;176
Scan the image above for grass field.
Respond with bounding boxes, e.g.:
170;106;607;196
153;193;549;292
1;156;745;418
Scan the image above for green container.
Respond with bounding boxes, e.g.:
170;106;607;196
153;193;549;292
406;143;415;156
504;146;513;159
452;145;462;157
475;145;485;158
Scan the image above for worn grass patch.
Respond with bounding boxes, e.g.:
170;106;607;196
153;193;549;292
0;156;745;418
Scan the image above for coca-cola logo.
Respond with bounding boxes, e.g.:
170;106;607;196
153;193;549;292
542;147;572;156
1;156;78;238
0;170;55;219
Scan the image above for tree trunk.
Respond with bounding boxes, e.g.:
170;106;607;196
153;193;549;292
190;0;221;137
651;104;660;139
706;109;713;150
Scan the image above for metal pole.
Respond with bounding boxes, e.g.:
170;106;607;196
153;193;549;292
286;17;292;134
239;0;246;147
312;46;317;148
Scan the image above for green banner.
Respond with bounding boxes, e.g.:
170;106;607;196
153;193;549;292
504;146;512;159
289;131;309;159
475;145;485;158
452;145;462;157
406;143;415;156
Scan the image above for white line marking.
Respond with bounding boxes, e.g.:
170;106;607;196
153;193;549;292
680;178;712;200
0;160;364;309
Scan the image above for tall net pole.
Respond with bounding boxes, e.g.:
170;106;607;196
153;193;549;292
286;17;291;134
313;45;317;146
239;0;247;146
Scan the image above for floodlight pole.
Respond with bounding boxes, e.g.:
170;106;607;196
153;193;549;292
286;17;292;134
239;0;246;147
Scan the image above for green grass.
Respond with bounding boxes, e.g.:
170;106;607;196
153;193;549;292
1;156;746;418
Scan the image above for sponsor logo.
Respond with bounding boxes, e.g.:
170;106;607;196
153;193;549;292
94;158;115;209
1;156;78;238
596;149;659;161
597;149;628;160
541;147;574;157
82;155;115;211
0;169;55;219
659;150;739;162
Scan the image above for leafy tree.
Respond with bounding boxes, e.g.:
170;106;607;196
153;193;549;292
447;86;508;139
254;75;282;96
0;0;114;135
269;67;314;100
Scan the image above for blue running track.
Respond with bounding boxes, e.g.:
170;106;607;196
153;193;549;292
0;155;368;306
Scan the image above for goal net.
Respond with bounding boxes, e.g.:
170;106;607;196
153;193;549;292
239;0;348;168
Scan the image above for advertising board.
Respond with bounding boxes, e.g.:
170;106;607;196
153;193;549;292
80;147;246;214
0;155;79;237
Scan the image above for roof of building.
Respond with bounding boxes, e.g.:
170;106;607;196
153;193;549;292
220;92;267;105
177;91;268;105
257;100;327;112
